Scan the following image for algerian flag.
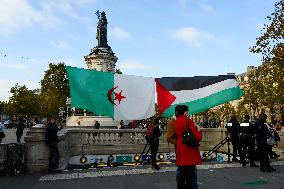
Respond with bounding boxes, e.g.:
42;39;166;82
66;66;155;120
156;75;244;117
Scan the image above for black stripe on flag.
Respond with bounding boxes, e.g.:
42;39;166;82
156;75;236;91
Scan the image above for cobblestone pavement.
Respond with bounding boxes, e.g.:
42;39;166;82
1;161;284;189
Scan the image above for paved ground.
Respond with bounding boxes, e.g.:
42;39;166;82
0;161;284;189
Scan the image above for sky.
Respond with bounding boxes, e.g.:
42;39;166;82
0;0;276;101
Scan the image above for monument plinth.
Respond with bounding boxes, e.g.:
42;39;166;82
85;47;117;72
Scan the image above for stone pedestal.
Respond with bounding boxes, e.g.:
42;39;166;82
66;115;117;128
24;128;68;173
24;128;49;173
84;47;117;73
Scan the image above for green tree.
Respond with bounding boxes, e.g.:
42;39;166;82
0;101;7;119
0;101;5;114
250;0;284;62
248;0;284;117
213;103;237;122
39;85;66;118
5;84;40;117
40;62;69;118
41;62;69;97
250;63;283;114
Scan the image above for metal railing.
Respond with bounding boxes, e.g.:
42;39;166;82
202;135;231;163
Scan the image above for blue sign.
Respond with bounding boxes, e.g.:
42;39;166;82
141;155;151;161
216;153;224;162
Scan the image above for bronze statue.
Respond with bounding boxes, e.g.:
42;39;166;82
96;11;108;48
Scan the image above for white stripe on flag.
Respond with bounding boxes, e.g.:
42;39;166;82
171;79;239;104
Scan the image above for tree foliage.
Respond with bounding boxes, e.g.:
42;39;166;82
0;101;6;115
39;85;66;118
41;62;69;97
250;0;284;62
40;62;69;118
3;63;69;119
5;84;40;117
247;0;284;116
211;103;237;122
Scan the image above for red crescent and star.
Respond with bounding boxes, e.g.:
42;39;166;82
107;86;126;106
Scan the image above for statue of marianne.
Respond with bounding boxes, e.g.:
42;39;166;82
96;11;108;48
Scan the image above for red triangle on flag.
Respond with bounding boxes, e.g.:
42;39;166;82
155;79;176;114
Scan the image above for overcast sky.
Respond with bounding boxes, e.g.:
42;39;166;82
0;0;276;101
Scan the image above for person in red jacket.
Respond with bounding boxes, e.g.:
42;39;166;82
174;105;202;189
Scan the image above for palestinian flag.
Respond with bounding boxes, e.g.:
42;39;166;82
156;75;243;117
66;66;155;121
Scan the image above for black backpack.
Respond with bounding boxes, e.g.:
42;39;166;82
182;118;200;148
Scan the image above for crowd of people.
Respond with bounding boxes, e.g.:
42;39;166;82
227;113;281;172
116;118;167;130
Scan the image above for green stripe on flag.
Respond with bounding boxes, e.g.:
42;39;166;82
66;66;115;118
163;87;243;117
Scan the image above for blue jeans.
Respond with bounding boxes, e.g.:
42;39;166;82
177;165;198;189
176;167;180;188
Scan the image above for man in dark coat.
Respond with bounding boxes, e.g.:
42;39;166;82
146;118;161;170
228;115;240;162
45;118;61;173
255;113;276;172
16;117;25;143
94;120;100;129
239;115;258;167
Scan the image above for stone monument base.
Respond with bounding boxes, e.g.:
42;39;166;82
66;115;117;129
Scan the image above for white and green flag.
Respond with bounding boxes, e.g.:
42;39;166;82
66;66;155;120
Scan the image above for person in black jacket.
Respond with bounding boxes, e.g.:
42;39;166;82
146;118;161;170
45;118;61;173
16;117;25;143
94;120;100;129
228;115;240;162
255;113;276;172
239;115;258;167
